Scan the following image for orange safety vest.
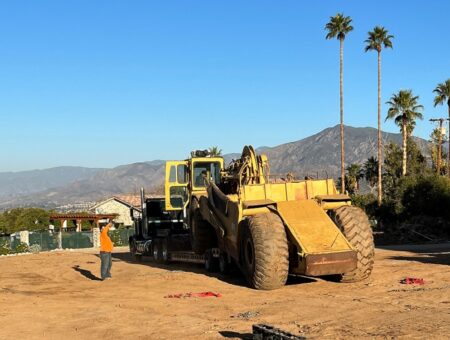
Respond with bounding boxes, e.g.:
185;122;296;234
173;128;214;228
100;224;113;252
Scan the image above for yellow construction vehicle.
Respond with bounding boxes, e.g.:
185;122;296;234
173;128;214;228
165;146;374;290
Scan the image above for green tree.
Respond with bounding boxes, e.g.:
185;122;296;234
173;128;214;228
209;146;222;156
433;79;450;177
363;156;378;193
325;13;353;194
385;89;424;176
0;208;50;234
365;26;394;205
402;175;450;221
345;163;363;194
383;140;427;201
430;127;448;175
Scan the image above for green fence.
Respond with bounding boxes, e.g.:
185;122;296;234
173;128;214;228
29;232;58;251
0;235;22;254
0;228;134;254
62;231;93;249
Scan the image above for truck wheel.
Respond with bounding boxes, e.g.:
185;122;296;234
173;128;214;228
219;252;230;274
204;249;219;272
130;239;142;262
191;208;216;254
161;239;169;263
242;213;288;290
152;239;160;261
152;239;168;263
129;238;136;255
330;206;375;282
219;252;236;274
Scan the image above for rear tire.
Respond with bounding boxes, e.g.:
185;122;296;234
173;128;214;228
330;206;375;282
242;213;289;290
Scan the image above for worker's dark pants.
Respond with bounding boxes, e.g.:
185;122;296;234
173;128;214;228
100;251;112;280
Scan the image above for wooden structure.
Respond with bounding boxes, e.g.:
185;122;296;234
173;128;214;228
49;213;118;232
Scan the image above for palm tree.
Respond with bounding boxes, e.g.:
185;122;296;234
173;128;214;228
363;156;378;194
325;13;353;194
433;79;450;177
209;146;222;157
345;163;363;194
385;90;424;176
430;127;448;175
365;26;394;205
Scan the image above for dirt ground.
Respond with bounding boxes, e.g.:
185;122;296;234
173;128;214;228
1;244;450;339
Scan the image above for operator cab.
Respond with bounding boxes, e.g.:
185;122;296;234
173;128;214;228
193;161;221;188
164;151;225;211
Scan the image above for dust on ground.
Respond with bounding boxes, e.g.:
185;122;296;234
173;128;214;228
1;244;450;339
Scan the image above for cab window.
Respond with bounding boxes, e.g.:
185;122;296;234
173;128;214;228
193;162;221;188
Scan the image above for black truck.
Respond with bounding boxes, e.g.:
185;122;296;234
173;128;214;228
128;189;222;270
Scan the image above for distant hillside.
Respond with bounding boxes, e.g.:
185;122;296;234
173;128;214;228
0;166;103;199
0;125;433;209
263;125;430;178
0;162;165;209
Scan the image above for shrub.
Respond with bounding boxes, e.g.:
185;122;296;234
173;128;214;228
402;175;450;220
109;230;123;246
14;242;29;254
0;240;11;255
29;244;41;253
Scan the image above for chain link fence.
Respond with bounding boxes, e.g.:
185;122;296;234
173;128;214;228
0;228;134;254
0;234;22;254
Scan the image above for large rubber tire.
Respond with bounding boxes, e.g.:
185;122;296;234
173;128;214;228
242;213;289;290
129;237;136;255
190;201;216;254
330;206;375;282
129;238;142;262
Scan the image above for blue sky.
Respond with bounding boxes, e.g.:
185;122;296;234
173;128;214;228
0;0;449;171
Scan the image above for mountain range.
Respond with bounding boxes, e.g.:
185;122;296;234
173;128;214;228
0;125;434;210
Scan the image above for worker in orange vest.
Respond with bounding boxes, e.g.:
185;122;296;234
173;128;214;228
100;220;114;280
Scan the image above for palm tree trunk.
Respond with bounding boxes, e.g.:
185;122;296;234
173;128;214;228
340;38;345;194
377;51;383;205
402;118;407;176
437;121;442;175
448;103;450;178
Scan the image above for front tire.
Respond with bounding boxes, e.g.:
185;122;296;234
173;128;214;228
242;213;289;290
330;206;375;282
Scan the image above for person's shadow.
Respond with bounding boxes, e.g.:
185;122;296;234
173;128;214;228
72;265;102;281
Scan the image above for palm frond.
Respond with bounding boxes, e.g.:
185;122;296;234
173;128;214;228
325;13;353;40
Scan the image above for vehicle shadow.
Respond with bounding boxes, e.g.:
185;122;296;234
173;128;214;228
111;252;317;288
286;275;317;285
378;243;450;266
218;330;253;339
111;251;249;287
72;265;102;281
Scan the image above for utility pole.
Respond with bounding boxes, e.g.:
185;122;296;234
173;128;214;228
430;118;450;175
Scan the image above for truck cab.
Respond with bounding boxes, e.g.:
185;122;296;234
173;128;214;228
129;195;187;261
